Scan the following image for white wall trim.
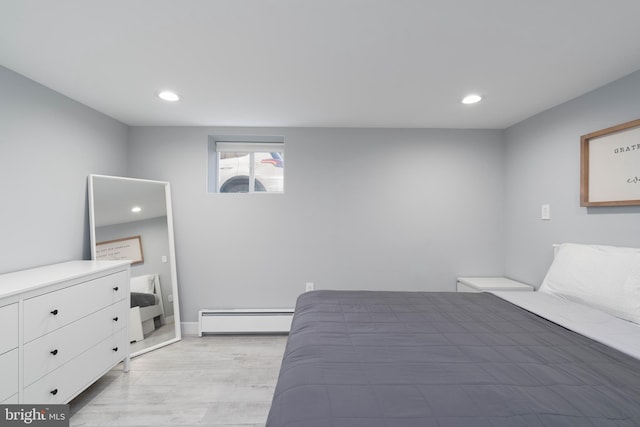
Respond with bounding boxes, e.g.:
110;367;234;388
181;322;199;337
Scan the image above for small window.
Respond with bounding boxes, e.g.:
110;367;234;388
208;136;285;193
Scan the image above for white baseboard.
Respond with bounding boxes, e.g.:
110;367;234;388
181;322;199;337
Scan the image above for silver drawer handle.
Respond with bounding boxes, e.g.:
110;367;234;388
50;349;58;356
50;309;59;316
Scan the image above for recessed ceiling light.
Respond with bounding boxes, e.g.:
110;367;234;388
131;206;142;213
462;94;482;104
157;90;181;102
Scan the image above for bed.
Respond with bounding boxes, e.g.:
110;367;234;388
129;274;166;342
266;243;640;426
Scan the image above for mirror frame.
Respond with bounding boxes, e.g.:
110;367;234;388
88;174;181;357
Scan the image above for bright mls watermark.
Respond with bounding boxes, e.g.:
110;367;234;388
1;405;69;426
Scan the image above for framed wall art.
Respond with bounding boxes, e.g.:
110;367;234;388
95;235;144;265
580;118;640;206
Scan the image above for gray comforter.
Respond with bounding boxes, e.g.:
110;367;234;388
130;291;156;308
266;290;640;426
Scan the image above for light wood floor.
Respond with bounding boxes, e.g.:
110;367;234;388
69;335;288;426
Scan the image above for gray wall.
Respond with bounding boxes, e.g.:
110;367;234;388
504;70;640;287
5;61;640;325
128;127;506;321
0;66;129;274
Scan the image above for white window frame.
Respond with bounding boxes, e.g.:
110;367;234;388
208;135;285;193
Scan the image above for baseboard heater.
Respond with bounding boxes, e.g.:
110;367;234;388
198;308;295;336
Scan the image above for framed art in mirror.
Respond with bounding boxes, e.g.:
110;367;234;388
581;118;640;206
96;235;144;265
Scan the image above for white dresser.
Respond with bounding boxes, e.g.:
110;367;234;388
0;301;19;403
0;260;130;404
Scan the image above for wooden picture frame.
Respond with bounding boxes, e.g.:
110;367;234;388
580;118;640;206
95;235;144;265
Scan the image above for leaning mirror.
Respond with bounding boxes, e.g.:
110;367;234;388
88;174;181;357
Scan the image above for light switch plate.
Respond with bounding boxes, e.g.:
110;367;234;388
541;204;551;220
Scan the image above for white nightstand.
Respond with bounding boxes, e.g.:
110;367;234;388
456;277;534;293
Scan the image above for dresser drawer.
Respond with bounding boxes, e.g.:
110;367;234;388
0;348;19;402
111;298;128;334
23;271;127;342
109;326;129;365
23;299;128;387
0;303;18;355
110;271;128;303
23;328;128;404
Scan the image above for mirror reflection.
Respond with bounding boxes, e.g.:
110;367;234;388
89;174;181;357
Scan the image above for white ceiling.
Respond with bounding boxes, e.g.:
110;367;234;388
2;0;640;129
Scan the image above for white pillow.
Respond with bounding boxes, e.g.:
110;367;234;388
130;275;155;294
539;243;640;324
